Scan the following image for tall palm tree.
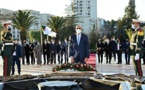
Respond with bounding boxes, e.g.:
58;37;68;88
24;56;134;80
12;10;37;41
48;16;65;39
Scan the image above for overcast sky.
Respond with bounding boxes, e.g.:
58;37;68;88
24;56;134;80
0;0;144;21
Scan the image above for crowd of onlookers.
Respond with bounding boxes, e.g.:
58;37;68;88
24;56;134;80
96;37;145;65
16;38;70;65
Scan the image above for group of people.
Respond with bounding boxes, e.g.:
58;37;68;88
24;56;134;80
1;18;144;77
20;39;69;65
97;19;145;76
1;23;90;76
97;37;132;65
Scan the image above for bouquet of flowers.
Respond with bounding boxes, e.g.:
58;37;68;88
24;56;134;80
52;63;96;72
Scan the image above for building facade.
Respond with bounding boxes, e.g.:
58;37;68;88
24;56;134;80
73;0;97;35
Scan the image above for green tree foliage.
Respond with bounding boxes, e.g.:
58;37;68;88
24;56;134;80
89;30;100;49
116;0;139;41
12;10;37;41
29;30;48;42
48;16;66;40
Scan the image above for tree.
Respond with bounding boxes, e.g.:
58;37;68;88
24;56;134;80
48;16;66;40
12;10;37;41
116;0;139;42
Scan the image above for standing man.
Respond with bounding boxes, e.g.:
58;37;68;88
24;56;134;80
1;21;13;76
96;38;104;63
116;38;122;64
130;19;145;76
63;38;69;63
42;40;49;64
11;39;22;75
34;41;42;65
110;37;117;61
70;25;89;64
104;38;112;64
123;38;130;65
50;39;57;64
57;40;63;64
29;42;35;64
22;40;26;65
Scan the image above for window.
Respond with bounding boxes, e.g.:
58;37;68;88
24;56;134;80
88;7;90;9
17;35;19;38
13;31;15;33
79;4;82;6
13;35;15;38
80;10;82;12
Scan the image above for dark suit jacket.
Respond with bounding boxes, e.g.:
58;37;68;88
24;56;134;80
70;33;89;60
13;44;22;59
123;41;130;52
25;44;30;55
110;40;117;51
43;43;49;54
50;43;57;53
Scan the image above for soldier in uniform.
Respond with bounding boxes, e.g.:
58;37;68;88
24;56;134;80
130;19;145;76
1;21;13;76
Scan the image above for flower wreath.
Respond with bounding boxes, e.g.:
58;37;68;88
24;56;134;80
52;63;96;72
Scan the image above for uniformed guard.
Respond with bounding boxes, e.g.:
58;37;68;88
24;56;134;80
1;21;13;76
130;19;145;76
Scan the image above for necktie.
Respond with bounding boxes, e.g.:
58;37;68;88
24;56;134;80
77;34;80;45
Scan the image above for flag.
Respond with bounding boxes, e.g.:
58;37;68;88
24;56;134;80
49;31;57;37
42;26;51;35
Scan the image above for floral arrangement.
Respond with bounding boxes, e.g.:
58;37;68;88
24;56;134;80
52;63;96;72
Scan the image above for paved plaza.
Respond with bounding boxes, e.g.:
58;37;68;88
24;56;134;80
0;54;145;76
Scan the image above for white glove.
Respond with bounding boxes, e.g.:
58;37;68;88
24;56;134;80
130;42;137;46
135;53;139;60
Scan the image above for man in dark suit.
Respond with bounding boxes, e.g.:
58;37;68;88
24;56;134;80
96;38;104;63
42;40;49;64
29;42;35;64
104;38;112;64
123;38;130;65
142;39;145;65
25;41;30;65
11;39;22;75
110;37;117;61
116;38;122;64
22;40;26;65
63;38;69;63
57;40;63;64
70;25;89;64
50;39;57;64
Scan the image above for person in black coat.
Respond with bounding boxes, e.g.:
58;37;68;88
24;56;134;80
57;40;63;64
96;38;104;63
29;42;35;64
116;38;123;64
123;38;130;65
11;39;22;75
104;38;112;64
50;39;57;64
43;40;50;64
110;37;117;61
25;41;30;65
63;38;69;63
